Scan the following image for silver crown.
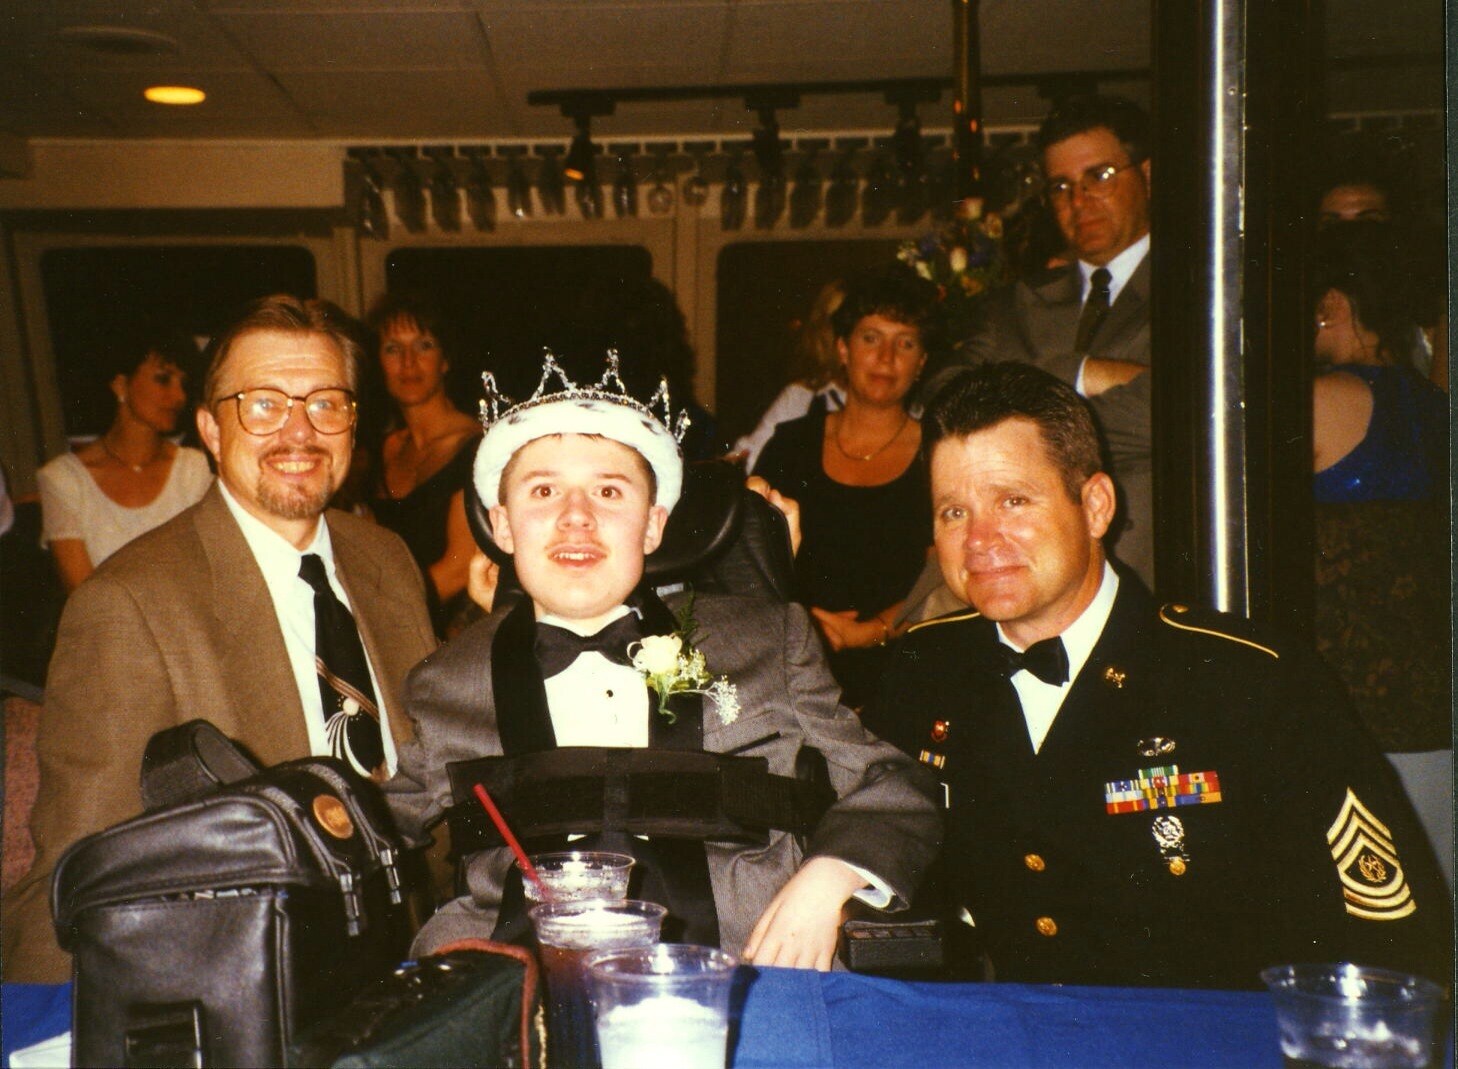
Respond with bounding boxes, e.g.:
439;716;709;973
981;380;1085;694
478;349;691;444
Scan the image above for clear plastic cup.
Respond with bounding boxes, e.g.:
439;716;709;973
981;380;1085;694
523;851;635;906
530;899;666;1069
588;944;738;1069
1261;963;1444;1068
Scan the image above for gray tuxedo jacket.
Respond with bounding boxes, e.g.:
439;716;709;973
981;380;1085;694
3;485;437;982
386;592;942;959
959;256;1153;585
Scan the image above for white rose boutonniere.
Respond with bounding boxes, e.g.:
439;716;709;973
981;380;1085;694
628;594;740;726
632;634;683;675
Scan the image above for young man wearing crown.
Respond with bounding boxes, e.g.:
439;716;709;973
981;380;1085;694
386;356;940;968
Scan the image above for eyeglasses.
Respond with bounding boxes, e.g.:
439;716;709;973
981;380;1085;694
1046;161;1142;204
216;387;357;436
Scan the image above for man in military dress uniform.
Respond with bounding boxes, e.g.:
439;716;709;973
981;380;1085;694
863;361;1450;989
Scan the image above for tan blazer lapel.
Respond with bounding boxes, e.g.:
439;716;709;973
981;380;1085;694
194;487;311;765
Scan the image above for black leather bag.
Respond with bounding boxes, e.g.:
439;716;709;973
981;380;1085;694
51;721;410;1068
289;939;543;1068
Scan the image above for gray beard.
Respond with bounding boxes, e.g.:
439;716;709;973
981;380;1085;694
256;470;334;521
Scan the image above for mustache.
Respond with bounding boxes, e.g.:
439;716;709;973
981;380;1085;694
261;444;331;462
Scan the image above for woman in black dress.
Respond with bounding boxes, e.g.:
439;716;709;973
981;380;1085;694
754;267;943;706
365;292;482;635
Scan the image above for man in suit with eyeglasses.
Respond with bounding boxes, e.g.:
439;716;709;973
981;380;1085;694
4;295;437;982
915;94;1154;608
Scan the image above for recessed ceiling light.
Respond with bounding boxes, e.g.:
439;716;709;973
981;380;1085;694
54;26;180;56
144;85;206;106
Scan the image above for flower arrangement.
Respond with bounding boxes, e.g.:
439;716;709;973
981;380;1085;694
628;597;740;726
896;197;1010;350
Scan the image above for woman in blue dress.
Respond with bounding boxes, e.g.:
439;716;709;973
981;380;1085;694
1310;222;1450;885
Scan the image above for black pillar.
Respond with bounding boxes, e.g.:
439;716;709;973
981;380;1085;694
1150;0;1324;630
951;0;982;199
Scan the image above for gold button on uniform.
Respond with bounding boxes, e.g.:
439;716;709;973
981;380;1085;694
1035;916;1058;937
1023;853;1046;872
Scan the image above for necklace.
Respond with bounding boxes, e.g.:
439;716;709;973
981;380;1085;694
833;411;911;462
100;435;158;474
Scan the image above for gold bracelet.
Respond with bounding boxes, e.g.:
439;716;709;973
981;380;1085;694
874;617;890;646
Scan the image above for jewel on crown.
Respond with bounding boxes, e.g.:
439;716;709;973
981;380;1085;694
479;349;691;444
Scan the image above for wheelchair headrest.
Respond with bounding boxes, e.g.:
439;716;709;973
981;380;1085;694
464;448;746;583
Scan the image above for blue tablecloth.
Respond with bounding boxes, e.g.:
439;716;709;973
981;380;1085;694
3;971;1287;1068
733;969;1284;1068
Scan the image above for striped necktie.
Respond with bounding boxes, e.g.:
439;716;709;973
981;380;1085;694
299;553;384;775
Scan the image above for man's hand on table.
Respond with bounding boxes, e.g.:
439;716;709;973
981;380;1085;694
742;856;868;971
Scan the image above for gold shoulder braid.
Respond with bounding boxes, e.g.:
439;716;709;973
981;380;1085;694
1157;604;1279;659
905;609;982;636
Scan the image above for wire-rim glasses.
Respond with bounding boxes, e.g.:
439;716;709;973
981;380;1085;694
1046;161;1142;204
217;387;357;436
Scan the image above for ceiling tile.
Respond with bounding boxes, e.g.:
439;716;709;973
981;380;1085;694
208;0;474;10
215;10;489;69
10;0;253;70
975;0;1148;72
484;4;729;88
277;70;507;137
725;1;948;71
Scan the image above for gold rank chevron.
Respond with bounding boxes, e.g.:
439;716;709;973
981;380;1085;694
1326;788;1415;921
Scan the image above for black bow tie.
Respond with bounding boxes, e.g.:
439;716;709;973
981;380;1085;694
996;636;1070;686
535;614;644;678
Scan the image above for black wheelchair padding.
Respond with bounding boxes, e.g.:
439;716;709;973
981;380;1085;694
444;746;833;856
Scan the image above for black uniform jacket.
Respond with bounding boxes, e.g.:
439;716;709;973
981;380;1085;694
863;578;1451;989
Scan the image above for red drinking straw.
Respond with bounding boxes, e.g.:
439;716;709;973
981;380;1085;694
473;782;552;903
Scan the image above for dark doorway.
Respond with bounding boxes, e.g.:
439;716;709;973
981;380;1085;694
715;239;901;443
40;245;317;438
384;245;655;404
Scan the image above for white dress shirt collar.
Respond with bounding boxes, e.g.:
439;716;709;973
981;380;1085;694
216;482;397;772
1079;233;1150;308
997;561;1120;754
218;479;331;576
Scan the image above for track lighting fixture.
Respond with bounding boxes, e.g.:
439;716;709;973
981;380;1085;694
612;150;638;218
427;147;461;232
462;148;495;231
576;172;603;220
349;151;389;239
861;150;897;227
681;141;712;207
504;148;532;219
824;144;859;227
536;146;567;215
387;148;427;233
646;149;675;214
721;152;747;231
563;114;596;184
789;140;826;228
892;100;928;224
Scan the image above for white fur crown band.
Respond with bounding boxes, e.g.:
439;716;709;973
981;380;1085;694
474;350;689;511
